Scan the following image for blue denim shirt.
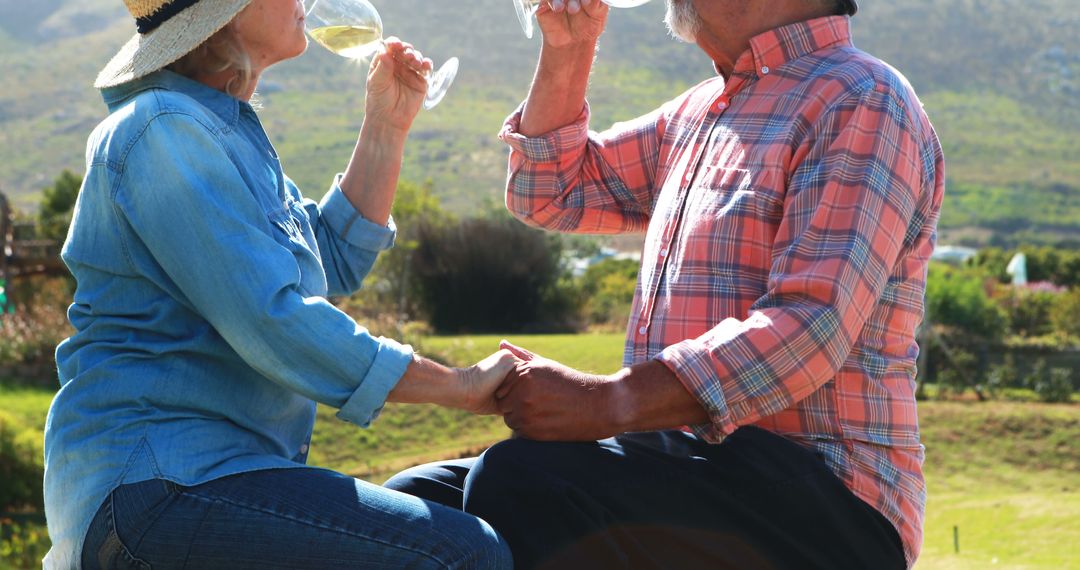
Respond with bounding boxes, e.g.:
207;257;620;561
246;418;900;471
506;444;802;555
43;71;414;569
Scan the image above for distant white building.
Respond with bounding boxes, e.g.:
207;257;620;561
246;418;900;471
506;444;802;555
931;245;978;265
1006;252;1028;286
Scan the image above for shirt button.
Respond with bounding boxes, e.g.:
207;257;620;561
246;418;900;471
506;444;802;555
761;66;770;75
299;444;309;454
638;326;648;336
659;248;668;258
716;101;728;110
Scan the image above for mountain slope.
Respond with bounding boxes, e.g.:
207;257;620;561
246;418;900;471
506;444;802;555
0;0;1076;246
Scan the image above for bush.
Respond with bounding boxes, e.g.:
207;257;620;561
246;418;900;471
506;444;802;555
0;303;70;374
412;216;579;333
1025;360;1074;403
999;287;1059;337
984;354;1018;397
934;345;982;399
925;263;1007;340
343;180;452;324
580;258;638;326
1051;288;1080;339
37;170;82;242
0;518;51;570
972;246;1080;289
0;422;43;512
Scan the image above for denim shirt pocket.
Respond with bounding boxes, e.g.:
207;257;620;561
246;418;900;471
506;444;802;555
266;206;328;298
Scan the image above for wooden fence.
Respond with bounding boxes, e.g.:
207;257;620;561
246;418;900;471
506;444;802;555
1;191;66;311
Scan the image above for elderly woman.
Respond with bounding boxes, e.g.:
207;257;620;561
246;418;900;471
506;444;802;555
43;1;514;568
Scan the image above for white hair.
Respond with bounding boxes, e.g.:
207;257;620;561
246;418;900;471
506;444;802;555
167;25;255;101
664;0;702;43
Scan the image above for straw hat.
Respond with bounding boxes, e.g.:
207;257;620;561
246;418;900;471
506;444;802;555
96;0;254;88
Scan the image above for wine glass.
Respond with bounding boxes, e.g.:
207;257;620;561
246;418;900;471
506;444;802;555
513;0;652;39
305;0;459;110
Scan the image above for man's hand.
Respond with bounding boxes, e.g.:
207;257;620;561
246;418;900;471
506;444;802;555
494;340;624;441
536;0;610;49
364;37;432;133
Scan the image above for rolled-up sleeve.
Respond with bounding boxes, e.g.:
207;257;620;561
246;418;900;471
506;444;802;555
116;113;412;427
500;100;666;234
306;175;398;296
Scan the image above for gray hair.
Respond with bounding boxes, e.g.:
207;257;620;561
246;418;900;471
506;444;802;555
665;0;845;42
664;0;701;43
166;25;255;100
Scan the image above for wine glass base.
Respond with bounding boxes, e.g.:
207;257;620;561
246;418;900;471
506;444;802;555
423;56;459;110
513;0;536;39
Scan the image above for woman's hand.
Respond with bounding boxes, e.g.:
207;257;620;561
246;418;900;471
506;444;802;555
364;37;432;133
536;0;609;49
458;350;519;415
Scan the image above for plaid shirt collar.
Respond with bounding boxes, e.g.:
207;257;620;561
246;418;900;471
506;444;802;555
723;16;854;87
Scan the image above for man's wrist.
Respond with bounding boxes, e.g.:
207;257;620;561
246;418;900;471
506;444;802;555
602;368;637;434
601;360;709;434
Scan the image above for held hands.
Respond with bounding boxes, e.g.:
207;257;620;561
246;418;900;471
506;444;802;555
536;0;609;48
457;349;519;415
365;37;432;133
494;340;624;441
457;341;700;441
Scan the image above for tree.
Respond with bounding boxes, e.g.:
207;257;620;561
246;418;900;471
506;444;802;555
971;247;1011;283
38;170;82;241
581;258;638;325
1051;288;1080;339
1001;288;1058;337
411;216;575;333
340;179;452;329
925;263;1007;341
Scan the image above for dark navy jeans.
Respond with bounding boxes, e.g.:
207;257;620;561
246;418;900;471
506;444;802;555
81;467;512;569
385;427;906;570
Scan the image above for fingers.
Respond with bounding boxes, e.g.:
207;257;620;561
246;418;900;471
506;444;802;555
547;0;584;12
546;0;605;15
499;340;536;361
374;37;432;94
495;364;522;400
478;349;518;379
383;37;434;74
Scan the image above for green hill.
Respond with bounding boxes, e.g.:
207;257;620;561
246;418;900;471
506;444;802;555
0;0;1077;246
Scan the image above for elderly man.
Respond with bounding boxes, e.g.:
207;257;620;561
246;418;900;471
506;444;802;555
386;0;942;568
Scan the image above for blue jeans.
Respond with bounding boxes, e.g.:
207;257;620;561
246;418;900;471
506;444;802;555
81;467;512;569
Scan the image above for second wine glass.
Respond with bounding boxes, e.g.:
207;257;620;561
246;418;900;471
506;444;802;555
512;0;652;39
305;0;459;110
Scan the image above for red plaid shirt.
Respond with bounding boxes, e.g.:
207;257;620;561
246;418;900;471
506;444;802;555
500;16;942;567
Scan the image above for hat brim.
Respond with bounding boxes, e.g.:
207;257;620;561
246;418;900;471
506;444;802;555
95;0;254;89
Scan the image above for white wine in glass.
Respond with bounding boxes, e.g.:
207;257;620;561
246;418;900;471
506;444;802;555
513;0;652;39
305;0;459;110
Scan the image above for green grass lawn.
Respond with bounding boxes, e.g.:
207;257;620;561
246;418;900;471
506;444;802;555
3;333;1079;569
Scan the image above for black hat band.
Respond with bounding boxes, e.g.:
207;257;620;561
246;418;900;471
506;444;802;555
136;0;201;34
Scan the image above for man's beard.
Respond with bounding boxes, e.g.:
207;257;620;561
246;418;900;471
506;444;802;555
665;0;702;43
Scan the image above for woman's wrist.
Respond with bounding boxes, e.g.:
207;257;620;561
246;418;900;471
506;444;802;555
359;118;410;147
387;354;461;408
